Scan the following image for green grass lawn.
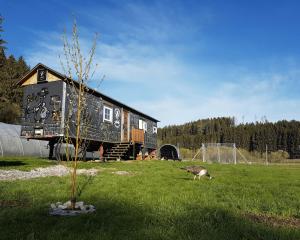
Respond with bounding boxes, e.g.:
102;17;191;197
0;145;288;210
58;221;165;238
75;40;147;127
0;157;299;240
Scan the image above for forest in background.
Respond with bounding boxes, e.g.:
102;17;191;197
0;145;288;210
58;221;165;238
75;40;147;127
158;117;300;159
0;15;30;124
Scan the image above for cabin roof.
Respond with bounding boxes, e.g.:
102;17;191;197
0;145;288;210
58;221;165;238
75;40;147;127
18;63;159;122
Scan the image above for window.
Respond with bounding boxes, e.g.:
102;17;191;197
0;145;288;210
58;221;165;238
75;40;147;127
103;106;113;122
153;126;157;134
143;121;147;132
139;119;148;131
139;119;143;129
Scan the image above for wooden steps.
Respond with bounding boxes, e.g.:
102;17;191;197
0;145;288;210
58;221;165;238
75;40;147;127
103;142;132;161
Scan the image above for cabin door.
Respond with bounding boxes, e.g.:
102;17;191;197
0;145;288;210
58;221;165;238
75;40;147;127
122;110;129;142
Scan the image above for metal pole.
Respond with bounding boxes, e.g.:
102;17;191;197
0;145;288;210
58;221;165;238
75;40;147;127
266;145;268;165
202;143;206;162
233;143;237;164
192;149;199;161
217;143;221;163
236;147;249;164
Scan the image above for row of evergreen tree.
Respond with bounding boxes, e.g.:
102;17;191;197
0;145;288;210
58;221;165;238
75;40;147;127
158;117;300;158
0;15;30;123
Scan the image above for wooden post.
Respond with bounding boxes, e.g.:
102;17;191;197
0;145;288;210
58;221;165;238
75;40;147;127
217;143;221;163
99;143;104;161
132;142;135;160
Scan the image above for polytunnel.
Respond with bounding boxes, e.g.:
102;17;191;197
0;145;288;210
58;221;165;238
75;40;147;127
159;144;181;160
0;122;49;157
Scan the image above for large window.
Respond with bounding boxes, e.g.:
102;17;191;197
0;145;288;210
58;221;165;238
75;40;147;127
103;106;113;122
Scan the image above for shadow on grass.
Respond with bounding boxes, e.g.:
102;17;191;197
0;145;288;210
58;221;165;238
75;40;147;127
0;200;299;240
174;176;212;181
0;161;26;167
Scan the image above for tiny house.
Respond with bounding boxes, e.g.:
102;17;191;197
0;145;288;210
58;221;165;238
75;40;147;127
18;63;159;160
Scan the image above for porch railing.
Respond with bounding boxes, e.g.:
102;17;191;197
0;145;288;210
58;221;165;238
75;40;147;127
131;128;144;143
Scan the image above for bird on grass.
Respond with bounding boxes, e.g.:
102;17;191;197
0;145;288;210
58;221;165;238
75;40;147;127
181;166;213;180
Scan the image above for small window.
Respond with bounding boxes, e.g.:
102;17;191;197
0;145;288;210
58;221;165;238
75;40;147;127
143;121;147;132
139;119;143;129
138;119;148;131
153;126;157;134
103;106;113;122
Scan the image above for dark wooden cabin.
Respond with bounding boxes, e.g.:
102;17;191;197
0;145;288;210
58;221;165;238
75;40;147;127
17;63;159;160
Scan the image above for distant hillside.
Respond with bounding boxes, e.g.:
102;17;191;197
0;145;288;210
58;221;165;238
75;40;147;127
158;117;300;158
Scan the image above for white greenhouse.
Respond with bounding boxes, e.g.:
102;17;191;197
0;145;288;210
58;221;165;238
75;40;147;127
0;122;49;157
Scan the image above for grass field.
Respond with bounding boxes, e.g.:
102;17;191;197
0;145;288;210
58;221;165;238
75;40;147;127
0;157;300;240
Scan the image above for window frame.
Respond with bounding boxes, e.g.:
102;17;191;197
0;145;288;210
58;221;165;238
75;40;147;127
143;121;148;132
103;106;113;123
139;119;148;132
138;119;143;130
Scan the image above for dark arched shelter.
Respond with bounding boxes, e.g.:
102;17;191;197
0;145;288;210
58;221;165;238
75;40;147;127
159;144;180;160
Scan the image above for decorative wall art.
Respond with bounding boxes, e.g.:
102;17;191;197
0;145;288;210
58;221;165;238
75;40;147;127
114;108;121;128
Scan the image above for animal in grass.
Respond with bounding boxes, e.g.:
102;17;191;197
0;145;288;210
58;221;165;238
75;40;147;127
181;166;213;180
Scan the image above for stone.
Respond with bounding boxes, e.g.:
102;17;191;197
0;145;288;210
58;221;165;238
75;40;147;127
75;201;84;208
79;205;86;211
64;200;71;208
58;204;67;210
50;203;56;209
89;205;95;210
49;201;96;216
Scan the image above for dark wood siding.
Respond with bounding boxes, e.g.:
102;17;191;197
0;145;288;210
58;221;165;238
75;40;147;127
129;112;157;149
65;84;122;143
21;81;64;137
20;79;158;150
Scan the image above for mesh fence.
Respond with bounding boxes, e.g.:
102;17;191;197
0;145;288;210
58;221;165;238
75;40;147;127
192;143;249;164
0;122;49;157
204;143;236;164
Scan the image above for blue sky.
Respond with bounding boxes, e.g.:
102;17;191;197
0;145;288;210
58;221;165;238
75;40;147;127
2;0;300;126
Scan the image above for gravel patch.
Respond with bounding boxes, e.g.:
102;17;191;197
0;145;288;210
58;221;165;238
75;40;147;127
112;171;131;175
0;165;99;181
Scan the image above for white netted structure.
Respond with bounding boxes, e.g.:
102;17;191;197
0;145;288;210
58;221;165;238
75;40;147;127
0;122;49;157
192;143;248;164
